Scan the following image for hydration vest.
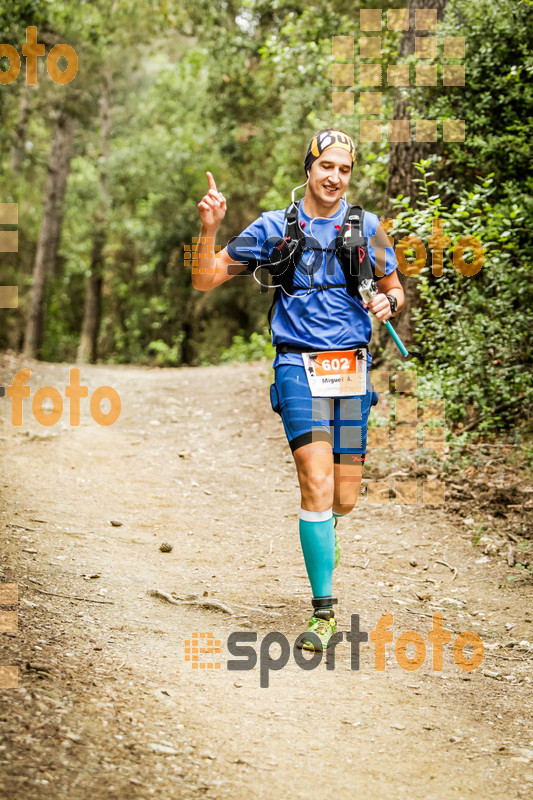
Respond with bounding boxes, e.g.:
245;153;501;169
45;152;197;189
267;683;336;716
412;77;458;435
264;201;376;333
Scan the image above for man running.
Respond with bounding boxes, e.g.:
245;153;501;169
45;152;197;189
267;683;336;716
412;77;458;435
192;129;404;650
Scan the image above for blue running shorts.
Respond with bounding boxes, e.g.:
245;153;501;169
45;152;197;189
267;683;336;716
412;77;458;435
270;364;378;463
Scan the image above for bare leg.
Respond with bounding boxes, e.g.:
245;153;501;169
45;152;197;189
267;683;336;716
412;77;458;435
333;456;364;515
292;440;334;511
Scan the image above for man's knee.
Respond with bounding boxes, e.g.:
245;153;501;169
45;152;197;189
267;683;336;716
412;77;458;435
300;469;334;497
296;455;334;496
335;500;356;515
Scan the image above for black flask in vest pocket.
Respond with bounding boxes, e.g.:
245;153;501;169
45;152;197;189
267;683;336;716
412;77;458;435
270;383;281;415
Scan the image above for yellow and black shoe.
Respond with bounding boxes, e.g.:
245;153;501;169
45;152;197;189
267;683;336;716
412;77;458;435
296;608;337;651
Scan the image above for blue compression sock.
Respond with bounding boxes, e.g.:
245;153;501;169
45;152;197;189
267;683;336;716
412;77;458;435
299;508;335;602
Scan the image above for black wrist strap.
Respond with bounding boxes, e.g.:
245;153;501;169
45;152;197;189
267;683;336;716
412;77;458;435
386;293;398;313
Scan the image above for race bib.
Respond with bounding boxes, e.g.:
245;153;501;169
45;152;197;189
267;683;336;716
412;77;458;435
302;348;367;397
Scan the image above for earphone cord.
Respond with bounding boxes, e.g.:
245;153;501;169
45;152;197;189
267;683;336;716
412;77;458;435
251;266;314;298
306;198;347;288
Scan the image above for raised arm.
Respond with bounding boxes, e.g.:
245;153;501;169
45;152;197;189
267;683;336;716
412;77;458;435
192;171;248;291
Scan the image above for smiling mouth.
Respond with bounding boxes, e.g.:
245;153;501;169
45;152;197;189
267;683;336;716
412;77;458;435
323;186;338;194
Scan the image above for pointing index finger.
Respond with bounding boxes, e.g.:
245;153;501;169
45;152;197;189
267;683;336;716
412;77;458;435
206;171;218;192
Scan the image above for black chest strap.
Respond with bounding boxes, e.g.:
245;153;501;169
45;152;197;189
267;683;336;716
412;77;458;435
266;203;375;333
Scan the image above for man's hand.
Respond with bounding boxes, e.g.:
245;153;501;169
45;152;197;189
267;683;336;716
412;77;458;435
363;292;392;321
197;172;226;229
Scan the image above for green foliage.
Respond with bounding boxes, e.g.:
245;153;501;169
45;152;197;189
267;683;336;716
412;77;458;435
0;0;49;40
383;0;533;437
219;327;275;363
391;160;533;433
0;0;530;445
410;0;533;190
147;336;184;366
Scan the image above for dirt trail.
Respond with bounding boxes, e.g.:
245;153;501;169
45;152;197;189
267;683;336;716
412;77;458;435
1;352;532;800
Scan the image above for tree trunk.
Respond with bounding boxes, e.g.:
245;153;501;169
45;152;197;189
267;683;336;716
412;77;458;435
9;84;34;175
384;0;450;354
23;107;76;359
78;76;111;364
386;0;449;206
78;230;105;364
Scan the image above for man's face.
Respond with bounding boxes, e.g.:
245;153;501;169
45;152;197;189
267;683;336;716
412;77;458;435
308;147;353;209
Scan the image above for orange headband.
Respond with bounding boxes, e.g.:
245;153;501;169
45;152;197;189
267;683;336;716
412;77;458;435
304;130;356;174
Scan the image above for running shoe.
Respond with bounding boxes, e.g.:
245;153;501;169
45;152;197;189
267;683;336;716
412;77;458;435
296;609;337;651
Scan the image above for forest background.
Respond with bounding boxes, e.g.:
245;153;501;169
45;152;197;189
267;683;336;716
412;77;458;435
0;0;531;441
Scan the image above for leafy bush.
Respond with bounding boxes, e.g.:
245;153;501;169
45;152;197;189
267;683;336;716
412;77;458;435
219;327;275;363
391;161;533;434
147;336;184;366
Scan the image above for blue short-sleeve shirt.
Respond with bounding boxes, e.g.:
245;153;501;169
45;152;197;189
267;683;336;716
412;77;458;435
225;198;397;368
